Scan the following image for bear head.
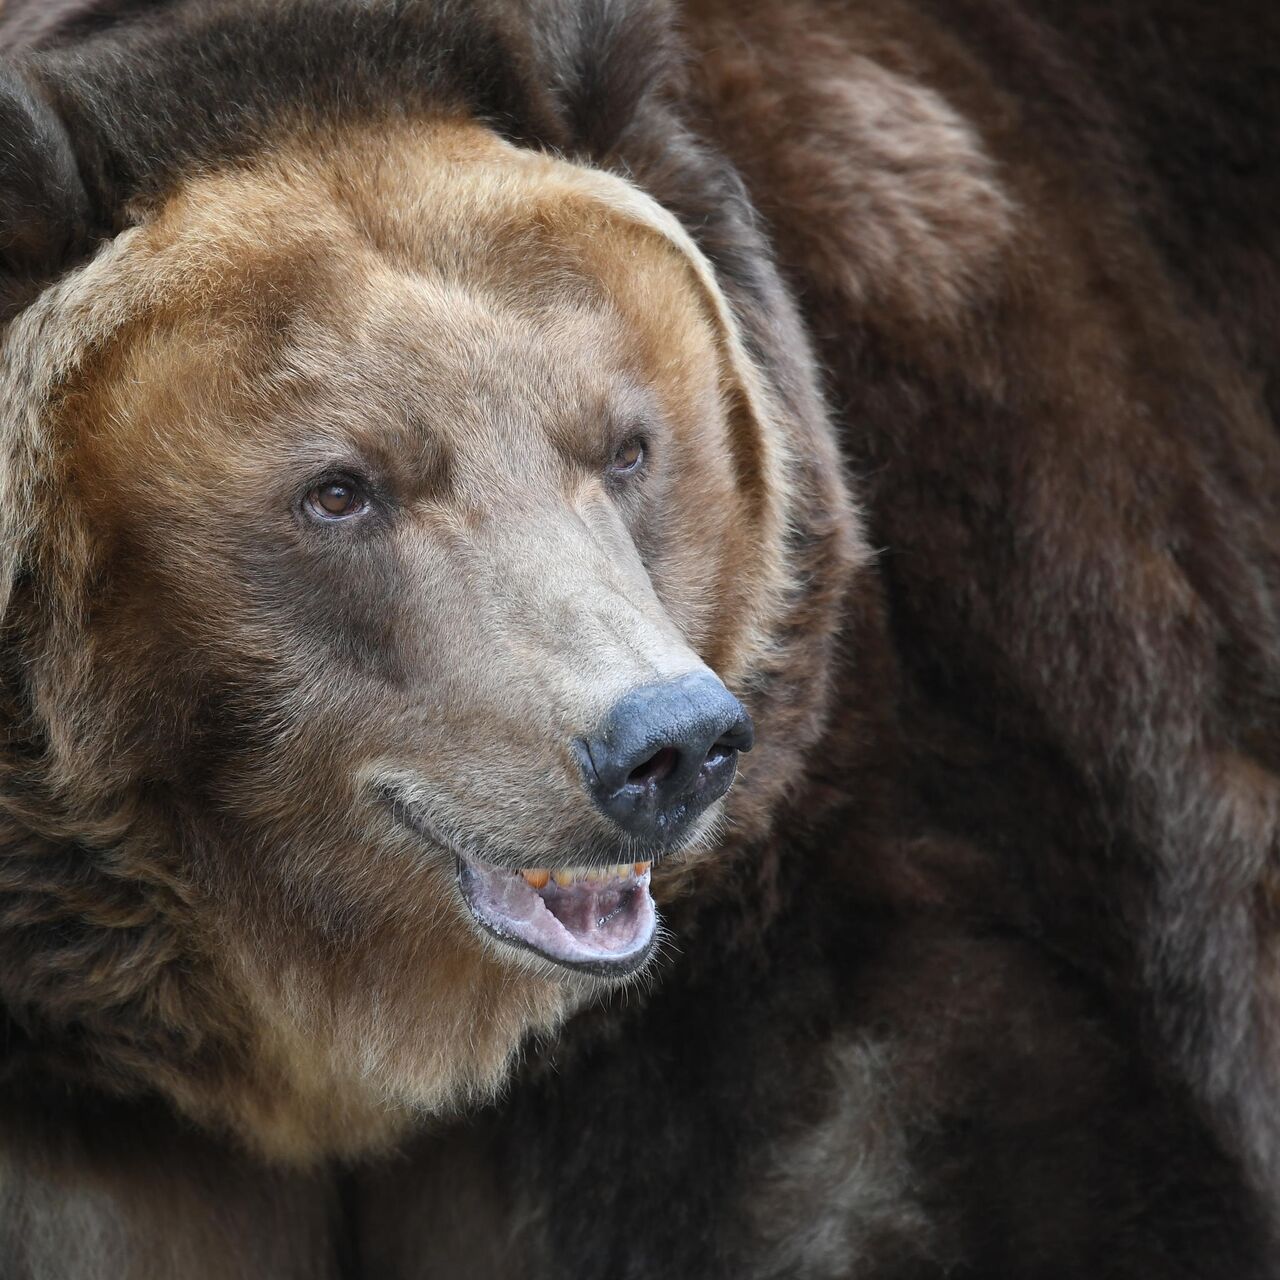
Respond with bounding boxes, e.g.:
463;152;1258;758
0;13;862;1162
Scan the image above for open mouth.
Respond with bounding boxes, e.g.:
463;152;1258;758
457;858;658;977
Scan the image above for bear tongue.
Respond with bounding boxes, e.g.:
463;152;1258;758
457;860;657;977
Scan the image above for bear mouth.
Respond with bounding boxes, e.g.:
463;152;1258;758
457;858;657;977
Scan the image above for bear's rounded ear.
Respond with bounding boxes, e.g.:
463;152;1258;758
0;62;94;316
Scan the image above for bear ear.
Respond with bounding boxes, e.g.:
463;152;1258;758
0;63;94;317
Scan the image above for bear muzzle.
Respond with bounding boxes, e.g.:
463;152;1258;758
455;672;752;977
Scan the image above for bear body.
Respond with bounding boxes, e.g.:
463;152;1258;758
0;1;1278;1276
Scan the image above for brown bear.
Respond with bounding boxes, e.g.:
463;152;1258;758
0;0;1278;1276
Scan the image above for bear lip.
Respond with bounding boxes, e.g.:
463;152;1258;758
457;858;658;977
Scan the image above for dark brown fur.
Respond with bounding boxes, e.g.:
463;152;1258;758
0;0;1278;1276
685;0;1280;1199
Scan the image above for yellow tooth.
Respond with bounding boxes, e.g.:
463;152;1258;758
614;863;629;879
587;867;603;882
634;861;651;875
553;869;575;888
522;869;550;890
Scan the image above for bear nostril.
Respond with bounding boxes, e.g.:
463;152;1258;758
627;746;679;787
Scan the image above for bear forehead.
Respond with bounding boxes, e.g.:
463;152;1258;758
38;118;725;496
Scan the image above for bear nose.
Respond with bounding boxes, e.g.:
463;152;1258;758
576;672;754;842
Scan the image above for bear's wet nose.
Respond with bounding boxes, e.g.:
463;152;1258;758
576;672;753;843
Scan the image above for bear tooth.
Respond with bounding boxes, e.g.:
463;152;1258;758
522;869;550;890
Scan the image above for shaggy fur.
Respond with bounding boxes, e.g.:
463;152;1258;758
0;0;1278;1276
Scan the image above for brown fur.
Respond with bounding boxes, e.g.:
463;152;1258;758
685;0;1280;1198
0;0;1278;1275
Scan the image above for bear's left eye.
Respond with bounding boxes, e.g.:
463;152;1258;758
608;437;645;478
305;479;367;521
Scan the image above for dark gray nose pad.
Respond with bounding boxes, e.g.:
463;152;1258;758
575;671;754;843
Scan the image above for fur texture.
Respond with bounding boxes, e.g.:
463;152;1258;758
0;0;1277;1276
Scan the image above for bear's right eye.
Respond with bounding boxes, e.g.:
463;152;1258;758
305;479;367;521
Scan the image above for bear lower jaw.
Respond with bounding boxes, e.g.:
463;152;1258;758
457;856;658;977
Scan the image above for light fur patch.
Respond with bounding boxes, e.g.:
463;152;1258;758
745;1040;942;1277
693;1;1016;325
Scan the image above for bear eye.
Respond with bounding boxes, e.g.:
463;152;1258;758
305;479;367;521
608;437;646;478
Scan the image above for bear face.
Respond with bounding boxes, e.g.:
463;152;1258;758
0;118;815;1158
